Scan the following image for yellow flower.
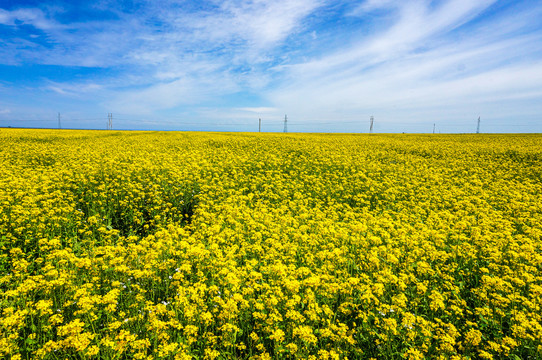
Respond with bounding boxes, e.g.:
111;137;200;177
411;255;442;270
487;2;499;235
404;348;424;360
464;329;482;347
293;325;318;345
269;328;285;343
2;130;542;359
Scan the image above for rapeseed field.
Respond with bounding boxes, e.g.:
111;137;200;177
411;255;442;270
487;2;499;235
0;129;541;360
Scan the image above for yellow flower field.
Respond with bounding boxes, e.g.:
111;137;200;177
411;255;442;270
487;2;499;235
0;129;541;360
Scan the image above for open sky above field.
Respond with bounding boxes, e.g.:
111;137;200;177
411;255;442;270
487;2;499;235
0;0;541;132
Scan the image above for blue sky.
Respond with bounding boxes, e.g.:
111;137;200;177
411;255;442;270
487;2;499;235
0;0;541;132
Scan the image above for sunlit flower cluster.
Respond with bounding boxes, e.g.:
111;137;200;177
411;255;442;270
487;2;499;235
1;129;541;359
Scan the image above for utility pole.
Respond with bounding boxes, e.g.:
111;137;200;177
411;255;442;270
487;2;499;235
259;118;261;133
283;114;288;133
370;116;374;133
433;123;435;134
58;113;61;129
476;116;480;134
108;113;113;130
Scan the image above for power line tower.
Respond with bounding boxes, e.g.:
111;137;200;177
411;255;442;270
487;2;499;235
259;118;261;133
108;113;113;130
58;112;61;129
370;116;374;133
476;116;480;134
283;114;288;133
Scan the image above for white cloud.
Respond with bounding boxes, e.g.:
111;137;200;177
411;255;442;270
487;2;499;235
350;0;399;15
105;74;240;115
92;0;326;112
263;0;542;128
237;107;277;113
0;8;62;30
174;0;323;49
285;0;500;78
46;81;103;96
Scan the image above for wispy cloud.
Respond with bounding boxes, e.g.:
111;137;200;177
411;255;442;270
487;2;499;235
265;0;542;129
171;0;323;47
46;81;103;96
0;7;61;30
237;107;277;114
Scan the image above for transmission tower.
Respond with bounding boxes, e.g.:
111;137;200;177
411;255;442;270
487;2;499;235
370;116;374;133
476;116;480;134
108;113;113;130
283;114;288;133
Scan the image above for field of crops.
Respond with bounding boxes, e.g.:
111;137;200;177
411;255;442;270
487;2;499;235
0;129;541;360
